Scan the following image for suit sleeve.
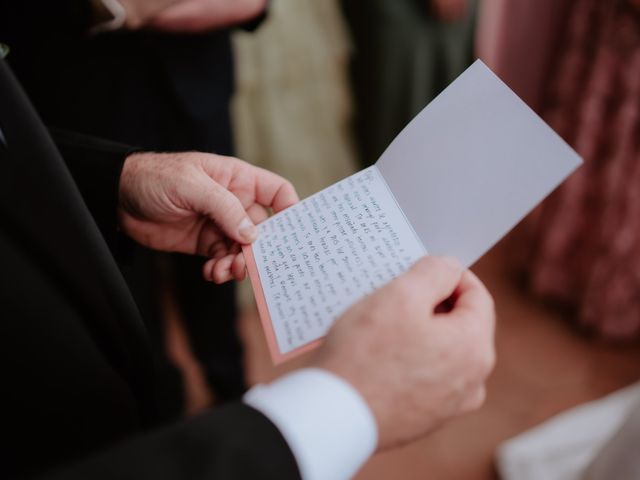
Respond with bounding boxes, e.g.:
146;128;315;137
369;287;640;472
44;404;301;480
51;129;137;261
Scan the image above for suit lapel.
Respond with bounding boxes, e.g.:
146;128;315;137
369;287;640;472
0;60;156;422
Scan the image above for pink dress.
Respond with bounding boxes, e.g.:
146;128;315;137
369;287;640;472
478;0;640;340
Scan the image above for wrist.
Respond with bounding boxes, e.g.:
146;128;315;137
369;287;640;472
117;153;144;222
311;351;384;439
244;368;378;479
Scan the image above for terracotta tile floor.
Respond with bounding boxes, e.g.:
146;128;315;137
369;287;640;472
236;235;640;479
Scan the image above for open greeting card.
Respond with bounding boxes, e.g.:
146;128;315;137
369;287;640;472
242;60;582;364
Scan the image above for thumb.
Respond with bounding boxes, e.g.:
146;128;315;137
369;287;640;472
189;178;258;244
402;255;464;307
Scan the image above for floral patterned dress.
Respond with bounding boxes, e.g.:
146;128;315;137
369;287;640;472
520;0;640;339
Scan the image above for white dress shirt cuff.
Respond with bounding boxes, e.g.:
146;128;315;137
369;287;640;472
244;368;378;480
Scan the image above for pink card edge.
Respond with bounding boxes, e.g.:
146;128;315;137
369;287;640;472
242;244;323;365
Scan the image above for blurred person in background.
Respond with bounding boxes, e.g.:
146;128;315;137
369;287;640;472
231;0;358;200
341;0;477;166
478;0;640;340
0;0;270;416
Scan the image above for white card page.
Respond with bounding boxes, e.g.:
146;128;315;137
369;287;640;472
378;61;583;265
251;166;426;355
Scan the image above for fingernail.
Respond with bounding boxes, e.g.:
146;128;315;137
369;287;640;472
238;217;257;243
441;256;462;271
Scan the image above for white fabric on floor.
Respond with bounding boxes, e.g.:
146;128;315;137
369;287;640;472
496;382;640;480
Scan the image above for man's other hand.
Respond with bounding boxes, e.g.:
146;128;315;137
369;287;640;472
118;152;298;283
313;256;496;451
147;0;268;32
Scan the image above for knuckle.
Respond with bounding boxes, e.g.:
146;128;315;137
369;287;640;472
227;155;249;173
411;255;439;275
476;350;495;378
465;343;494;380
282;180;296;196
485;347;497;373
426;255;460;273
411;256;461;290
485;292;496;314
464;387;486;412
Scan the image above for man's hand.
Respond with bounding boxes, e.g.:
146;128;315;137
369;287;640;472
118;152;298;283
147;0;268;32
312;256;495;450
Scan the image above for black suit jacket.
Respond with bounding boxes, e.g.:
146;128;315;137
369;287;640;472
0;0;267;406
0;59;300;480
